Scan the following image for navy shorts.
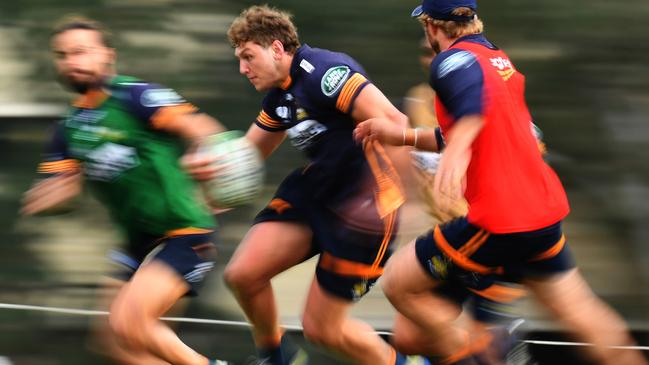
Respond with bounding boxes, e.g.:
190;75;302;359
416;217;575;291
109;231;218;296
254;168;398;301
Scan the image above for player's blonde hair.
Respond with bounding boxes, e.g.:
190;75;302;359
228;5;301;54
52;15;113;47
419;7;484;39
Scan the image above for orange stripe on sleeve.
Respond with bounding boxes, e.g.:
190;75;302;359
256;110;283;129
37;159;80;174
336;73;368;113
150;104;198;129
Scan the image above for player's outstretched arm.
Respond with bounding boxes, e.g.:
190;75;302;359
21;172;82;216
354;118;441;152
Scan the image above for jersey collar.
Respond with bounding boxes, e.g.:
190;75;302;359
450;33;497;50
280;44;311;90
72;88;109;109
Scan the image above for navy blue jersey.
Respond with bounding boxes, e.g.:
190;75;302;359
255;44;372;203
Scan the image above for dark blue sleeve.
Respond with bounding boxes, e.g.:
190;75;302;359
43;123;69;162
116;82;198;128
429;49;484;121
37;122;79;175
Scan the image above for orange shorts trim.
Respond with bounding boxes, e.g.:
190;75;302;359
319;252;383;278
165;227;213;237
433;226;503;275
529;234;566;262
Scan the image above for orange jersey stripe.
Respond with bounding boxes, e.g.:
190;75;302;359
336;73;367;113
319;252;383;278
72;89;109;109
150;104;198;130
370;210;397;274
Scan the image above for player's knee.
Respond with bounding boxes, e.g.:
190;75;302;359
108;308;147;348
301;313;342;349
391;333;420;356
381;274;405;305
223;260;260;293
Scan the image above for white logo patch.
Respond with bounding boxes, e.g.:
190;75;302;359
140;88;185;107
437;51;476;78
85;142;140;181
275;106;290;119
321;66;350;97
300;59;315;74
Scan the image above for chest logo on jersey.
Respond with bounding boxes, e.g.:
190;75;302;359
70;110;108;124
489;57;516;81
286;119;327;151
321;66;350;97
84;142;140;182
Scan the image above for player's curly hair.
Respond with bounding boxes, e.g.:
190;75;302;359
227;5;301;54
51;15;113;47
418;7;484;39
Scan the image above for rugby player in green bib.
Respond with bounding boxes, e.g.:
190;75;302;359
22;16;231;365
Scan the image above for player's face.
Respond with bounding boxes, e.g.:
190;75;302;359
423;22;442;54
235;41;284;92
51;29;115;94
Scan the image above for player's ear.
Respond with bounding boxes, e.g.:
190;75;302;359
270;40;284;59
106;47;116;67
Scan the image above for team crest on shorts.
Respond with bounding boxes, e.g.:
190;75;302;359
428;255;450;280
351;279;373;301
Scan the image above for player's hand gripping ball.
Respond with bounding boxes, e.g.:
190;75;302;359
198;131;264;209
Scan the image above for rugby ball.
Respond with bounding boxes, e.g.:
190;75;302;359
199;131;264;209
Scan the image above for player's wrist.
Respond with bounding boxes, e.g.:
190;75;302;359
402;128;419;148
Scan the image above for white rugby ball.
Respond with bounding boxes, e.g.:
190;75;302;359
199;131;264;209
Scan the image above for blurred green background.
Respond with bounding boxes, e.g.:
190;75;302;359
1;0;648;364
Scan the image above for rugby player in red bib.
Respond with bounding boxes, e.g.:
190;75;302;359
354;1;647;364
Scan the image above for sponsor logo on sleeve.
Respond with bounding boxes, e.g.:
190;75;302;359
140;88;185;107
321;66;350;97
437;51;476;78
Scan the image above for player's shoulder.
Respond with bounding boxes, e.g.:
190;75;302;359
296;45;367;96
431;48;479;80
108;75;187;108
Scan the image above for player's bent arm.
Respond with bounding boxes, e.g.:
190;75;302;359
245;124;286;160
444;114;484;155
21;172;82;216
350;84;408;128
353;118;441;152
157;112;226;141
351;85;443;151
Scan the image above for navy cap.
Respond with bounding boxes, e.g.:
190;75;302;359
411;0;477;22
